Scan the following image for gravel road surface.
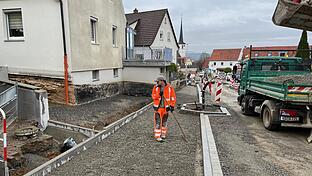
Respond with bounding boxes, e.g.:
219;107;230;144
209;85;312;176
50;86;203;176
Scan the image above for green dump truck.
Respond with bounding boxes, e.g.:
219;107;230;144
237;56;312;142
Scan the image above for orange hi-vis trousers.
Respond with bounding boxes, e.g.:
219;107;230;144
154;107;169;139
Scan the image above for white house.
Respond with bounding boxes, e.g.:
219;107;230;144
0;0;126;104
208;48;242;73
124;9;179;84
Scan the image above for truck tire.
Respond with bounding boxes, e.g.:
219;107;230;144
241;95;254;115
262;105;280;131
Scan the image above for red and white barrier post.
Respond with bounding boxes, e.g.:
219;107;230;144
215;81;222;103
0;108;9;176
230;78;235;87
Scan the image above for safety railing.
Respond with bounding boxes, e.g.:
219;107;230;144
0;83;18;129
0;108;9;176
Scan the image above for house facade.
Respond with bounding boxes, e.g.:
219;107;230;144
0;0;126;104
124;9;179;84
208;49;242;73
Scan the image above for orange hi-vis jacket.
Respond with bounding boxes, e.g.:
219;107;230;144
152;84;176;109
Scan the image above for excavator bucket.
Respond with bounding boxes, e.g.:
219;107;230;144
273;0;312;31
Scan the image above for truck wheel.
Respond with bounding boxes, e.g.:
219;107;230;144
262;106;279;131
241;95;254;115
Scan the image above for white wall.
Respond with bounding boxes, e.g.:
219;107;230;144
68;0;126;72
72;68;122;85
151;13;179;64
179;43;187;58
209;61;238;71
0;0;66;77
123;67;166;84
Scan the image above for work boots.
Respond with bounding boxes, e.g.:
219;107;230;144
156;137;164;143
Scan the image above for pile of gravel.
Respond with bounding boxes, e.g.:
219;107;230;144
266;74;312;84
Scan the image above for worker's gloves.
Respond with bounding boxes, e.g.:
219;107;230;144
160;91;163;96
166;106;174;112
170;106;174;112
166;107;171;112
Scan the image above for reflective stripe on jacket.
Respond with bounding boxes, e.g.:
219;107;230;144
152;84;176;108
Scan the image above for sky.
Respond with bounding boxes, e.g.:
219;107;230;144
123;0;312;54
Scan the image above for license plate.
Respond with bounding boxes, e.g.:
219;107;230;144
280;116;300;122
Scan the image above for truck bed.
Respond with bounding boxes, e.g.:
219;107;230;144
247;74;312;104
266;74;312;84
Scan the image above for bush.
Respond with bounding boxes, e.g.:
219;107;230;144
223;67;232;74
167;63;178;72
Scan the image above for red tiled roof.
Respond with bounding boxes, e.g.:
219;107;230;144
209;49;241;61
126;9;179;47
242;46;298;59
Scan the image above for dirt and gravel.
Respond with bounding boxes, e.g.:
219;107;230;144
4;95;150;176
266;74;312;84
49;95;151;130
50;86;203;176
209;85;312;176
4;120;88;176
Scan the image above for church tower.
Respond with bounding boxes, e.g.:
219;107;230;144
178;18;187;58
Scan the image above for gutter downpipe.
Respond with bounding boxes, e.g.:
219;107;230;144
125;23;128;61
59;0;69;105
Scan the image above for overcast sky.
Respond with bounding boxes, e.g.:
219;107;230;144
123;0;312;53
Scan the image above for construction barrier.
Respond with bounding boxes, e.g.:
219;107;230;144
215;82;222;103
209;82;212;95
0;108;9;176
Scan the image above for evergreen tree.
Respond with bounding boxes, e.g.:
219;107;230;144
296;30;310;65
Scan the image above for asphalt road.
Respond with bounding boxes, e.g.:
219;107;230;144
210;85;312;176
50;86;204;176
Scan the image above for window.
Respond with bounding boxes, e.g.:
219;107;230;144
92;70;99;81
279;51;287;57
113;69;118;78
160;31;163;41
90;17;97;43
160;68;165;73
112;26;117;47
221;62;224;66
167;32;171;42
4;9;24;40
268;52;272;56
214;62;216;66
164;18;167;24
153;50;163;60
230;62;233;66
126;27;135;60
135;54;144;60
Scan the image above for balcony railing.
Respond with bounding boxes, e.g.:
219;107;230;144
127;47;173;62
123;59;172;67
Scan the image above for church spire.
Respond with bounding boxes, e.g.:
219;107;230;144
179;18;185;44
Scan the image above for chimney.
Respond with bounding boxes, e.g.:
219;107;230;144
133;8;138;13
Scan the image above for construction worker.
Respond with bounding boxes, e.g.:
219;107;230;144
152;76;176;142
